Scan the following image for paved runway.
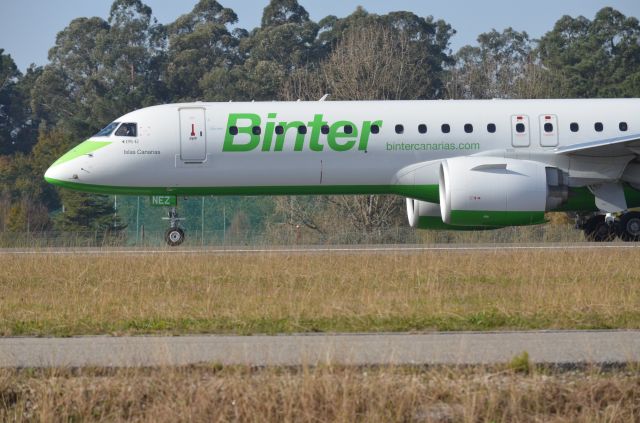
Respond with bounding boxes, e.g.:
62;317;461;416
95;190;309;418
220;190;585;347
2;243;640;255
1;330;638;368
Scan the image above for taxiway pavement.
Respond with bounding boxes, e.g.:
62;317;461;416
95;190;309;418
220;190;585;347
2;243;640;256
1;330;638;368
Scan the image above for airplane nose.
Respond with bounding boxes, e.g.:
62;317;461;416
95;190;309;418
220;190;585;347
44;163;66;187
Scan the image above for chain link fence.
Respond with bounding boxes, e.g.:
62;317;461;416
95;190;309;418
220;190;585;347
0;224;586;248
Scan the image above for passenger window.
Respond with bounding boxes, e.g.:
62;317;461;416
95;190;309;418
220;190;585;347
595;122;603;132
275;125;284;135
620;122;628;132
229;126;238;136
370;124;380;134
344;124;353;135
515;123;525;133
464;123;473;133
418;124;427;134
570;122;579;132
115;123;137;137
395;124;404;134
298;125;307;134
544;122;554;133
252;126;261;135
441;124;450;134
487;123;496;133
321;125;330;135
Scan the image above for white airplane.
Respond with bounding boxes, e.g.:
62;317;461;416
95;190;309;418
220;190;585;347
45;98;640;246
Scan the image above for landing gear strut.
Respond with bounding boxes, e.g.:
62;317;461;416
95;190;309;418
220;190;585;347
163;207;185;246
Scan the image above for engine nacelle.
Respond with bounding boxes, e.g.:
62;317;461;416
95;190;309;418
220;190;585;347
439;157;568;227
407;199;446;229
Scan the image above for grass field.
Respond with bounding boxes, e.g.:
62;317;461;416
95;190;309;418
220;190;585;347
1;365;639;422
1;248;639;336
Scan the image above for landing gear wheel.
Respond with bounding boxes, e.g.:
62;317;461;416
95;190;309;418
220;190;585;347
616;212;640;242
165;228;185;246
162;206;186;247
583;215;616;242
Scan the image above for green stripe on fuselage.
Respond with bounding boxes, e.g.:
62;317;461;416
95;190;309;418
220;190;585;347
43;178;440;201
51;140;111;167
42;178;640;214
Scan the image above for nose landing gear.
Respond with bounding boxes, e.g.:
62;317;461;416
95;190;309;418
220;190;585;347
163;207;185;246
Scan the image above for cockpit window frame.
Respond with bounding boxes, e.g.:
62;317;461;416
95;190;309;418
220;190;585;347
115;122;138;137
93;122;120;137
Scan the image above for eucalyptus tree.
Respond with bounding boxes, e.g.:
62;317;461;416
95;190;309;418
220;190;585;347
164;0;240;101
0;50;24;155
538;7;640;97
32;0;163;136
231;0;319;101
447;28;558;99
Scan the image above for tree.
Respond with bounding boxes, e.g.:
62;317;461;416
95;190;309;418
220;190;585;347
287;26;441;101
447;28;559;99
223;0;319;101
261;0;309;27
54;190;126;234
31;16;112;135
311;8;455;99
104;0;166;111
538;7;640;97
32;0;164;135
0;50;35;155
165;0;240;101
0;150;52;232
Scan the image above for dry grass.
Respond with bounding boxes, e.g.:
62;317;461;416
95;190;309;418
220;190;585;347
1;365;639;422
1;249;639;335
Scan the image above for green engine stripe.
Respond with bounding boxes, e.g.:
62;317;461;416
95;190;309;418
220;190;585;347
449;210;546;226
416;216;502;230
52;140;111;167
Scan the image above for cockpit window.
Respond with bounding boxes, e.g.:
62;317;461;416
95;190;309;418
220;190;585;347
115;123;137;137
94;122;120;137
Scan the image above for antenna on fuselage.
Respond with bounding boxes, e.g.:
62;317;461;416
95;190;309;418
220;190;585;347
319;94;329;101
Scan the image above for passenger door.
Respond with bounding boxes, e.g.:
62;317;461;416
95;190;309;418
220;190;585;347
511;115;530;147
179;108;207;162
539;114;559;147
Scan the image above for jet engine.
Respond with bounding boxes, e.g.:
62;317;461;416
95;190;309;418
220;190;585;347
438;157;568;227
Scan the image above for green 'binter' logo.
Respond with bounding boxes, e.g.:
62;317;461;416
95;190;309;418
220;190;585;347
222;113;382;152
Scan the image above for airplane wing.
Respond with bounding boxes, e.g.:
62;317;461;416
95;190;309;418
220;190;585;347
554;133;640;156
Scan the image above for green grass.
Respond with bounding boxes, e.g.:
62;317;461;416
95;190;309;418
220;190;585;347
1;249;640;336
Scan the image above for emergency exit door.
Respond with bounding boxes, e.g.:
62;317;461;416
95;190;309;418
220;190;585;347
179;108;207;162
539;114;559;147
511;115;530;147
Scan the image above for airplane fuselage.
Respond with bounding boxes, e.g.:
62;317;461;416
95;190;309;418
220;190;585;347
44;99;640;200
45;99;640;243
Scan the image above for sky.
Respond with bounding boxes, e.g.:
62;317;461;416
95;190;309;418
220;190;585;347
1;0;639;72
